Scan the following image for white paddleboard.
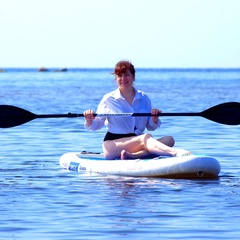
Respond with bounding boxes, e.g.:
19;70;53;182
59;151;221;179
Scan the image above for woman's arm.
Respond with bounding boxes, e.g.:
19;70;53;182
83;110;105;131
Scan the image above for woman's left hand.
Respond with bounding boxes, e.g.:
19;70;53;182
151;108;161;123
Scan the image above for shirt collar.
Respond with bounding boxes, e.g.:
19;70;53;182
114;88;141;100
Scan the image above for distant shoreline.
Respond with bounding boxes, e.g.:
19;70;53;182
1;67;240;73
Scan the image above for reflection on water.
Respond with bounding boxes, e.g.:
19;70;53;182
0;69;240;239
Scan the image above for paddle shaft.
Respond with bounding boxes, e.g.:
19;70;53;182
34;112;201;118
0;102;239;127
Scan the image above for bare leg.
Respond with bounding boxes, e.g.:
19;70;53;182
121;149;150;160
103;135;152;159
145;135;191;156
103;134;191;160
144;135;176;156
121;136;175;160
103;134;151;159
157;136;175;147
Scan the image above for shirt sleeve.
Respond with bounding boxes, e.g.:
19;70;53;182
83;95;108;131
84;117;105;131
143;93;161;130
146;117;161;130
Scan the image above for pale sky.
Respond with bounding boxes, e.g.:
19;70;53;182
0;0;240;68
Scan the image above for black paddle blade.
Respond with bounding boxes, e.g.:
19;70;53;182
0;105;37;128
201;102;240;125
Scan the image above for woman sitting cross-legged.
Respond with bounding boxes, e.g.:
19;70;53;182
84;60;191;160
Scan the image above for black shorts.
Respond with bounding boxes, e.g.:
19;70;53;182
103;132;137;142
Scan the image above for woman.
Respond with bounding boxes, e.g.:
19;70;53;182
84;61;191;160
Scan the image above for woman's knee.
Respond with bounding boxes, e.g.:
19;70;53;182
165;136;175;147
102;141;118;159
103;148;116;160
143;133;152;140
141;133;153;148
158;136;175;147
171;136;175;147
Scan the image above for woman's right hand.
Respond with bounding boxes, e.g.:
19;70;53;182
83;109;95;127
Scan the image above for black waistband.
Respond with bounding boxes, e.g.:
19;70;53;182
103;132;136;141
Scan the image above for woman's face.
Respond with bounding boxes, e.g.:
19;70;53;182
115;69;135;90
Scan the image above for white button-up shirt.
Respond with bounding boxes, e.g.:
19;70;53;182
84;88;161;135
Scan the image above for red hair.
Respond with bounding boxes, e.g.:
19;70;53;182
113;60;135;78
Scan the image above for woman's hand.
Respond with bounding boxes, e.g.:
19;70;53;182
151;108;161;123
83;109;95;127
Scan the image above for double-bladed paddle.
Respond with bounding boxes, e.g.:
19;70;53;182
0;102;239;128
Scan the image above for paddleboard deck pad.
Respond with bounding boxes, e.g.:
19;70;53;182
59;151;221;179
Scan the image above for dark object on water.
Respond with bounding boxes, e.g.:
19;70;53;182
37;67;49;72
55;68;67;72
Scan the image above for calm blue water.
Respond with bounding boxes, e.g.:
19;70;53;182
0;68;240;239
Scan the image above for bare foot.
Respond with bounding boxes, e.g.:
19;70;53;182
175;149;192;157
121;150;134;160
